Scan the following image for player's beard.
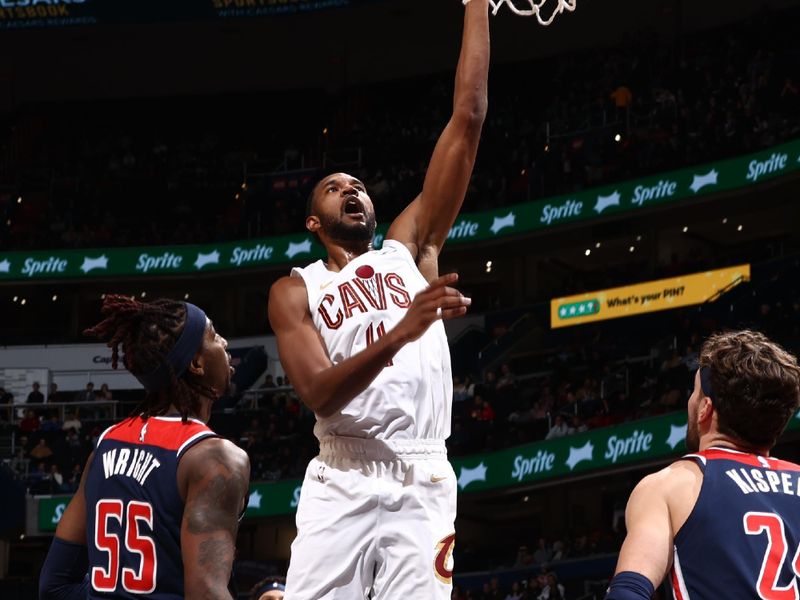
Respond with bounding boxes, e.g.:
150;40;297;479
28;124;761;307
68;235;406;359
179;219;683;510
322;212;377;244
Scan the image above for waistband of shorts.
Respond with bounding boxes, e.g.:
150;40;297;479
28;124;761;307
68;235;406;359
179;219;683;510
318;436;448;460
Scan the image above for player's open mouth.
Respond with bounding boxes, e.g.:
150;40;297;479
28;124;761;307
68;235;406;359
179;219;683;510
343;197;365;218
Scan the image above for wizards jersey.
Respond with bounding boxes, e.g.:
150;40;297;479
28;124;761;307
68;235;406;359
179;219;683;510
672;447;800;599
84;415;217;599
291;239;452;441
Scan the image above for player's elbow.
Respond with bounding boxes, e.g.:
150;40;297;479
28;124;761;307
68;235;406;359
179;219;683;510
303;393;336;419
453;97;488;131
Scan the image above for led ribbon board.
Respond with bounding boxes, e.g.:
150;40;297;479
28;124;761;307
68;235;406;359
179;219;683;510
33;407;800;530
550;264;751;329
2;138;798;282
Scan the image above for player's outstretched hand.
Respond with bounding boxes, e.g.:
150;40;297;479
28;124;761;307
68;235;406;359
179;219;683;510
395;273;471;343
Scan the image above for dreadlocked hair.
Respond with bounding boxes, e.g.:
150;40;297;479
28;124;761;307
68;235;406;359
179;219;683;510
83;294;214;422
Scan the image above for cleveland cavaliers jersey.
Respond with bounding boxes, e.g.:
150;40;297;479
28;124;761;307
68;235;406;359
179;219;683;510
84;415;217;600
671;447;800;599
291;239;452;441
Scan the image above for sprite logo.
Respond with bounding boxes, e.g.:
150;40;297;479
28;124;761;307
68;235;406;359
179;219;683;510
557;300;599;320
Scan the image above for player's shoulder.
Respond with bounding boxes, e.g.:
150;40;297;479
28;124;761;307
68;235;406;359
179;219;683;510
269;276;309;318
632;459;703;500
270;274;306;297
181;436;250;478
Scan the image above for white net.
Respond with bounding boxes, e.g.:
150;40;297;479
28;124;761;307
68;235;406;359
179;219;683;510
487;0;577;26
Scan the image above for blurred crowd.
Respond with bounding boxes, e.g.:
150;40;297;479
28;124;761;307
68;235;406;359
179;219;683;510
2;7;798;252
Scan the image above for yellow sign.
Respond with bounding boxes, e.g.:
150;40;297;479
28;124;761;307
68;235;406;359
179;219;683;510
550;264;751;329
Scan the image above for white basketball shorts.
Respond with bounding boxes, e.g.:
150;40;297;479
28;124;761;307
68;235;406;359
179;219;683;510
284;437;457;599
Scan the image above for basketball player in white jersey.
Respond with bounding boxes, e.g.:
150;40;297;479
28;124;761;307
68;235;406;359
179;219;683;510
268;2;489;598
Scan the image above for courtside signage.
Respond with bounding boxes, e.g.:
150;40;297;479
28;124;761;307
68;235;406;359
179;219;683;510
2;139;799;281
32;409;800;528
550;264;751;329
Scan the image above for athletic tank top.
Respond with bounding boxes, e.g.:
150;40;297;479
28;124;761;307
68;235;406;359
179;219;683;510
85;415;217;600
291;239;452;441
672;447;800;599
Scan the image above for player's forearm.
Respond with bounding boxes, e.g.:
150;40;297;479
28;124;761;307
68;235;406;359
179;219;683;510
453;0;490;124
302;327;409;418
183;539;236;600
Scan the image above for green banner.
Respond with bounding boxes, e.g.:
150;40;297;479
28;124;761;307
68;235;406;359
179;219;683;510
244;478;303;518
3;138;800;282
30;410;800;529
451;413;688;493
37;495;71;533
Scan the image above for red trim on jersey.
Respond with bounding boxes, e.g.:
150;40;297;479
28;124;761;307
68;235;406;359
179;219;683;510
671;567;686;600
696;448;800;472
101;416;214;451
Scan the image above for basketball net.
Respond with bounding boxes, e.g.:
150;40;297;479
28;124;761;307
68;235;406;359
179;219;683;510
486;0;577;26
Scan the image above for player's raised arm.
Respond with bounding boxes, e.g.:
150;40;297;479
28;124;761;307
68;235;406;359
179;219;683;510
180;438;250;600
269;273;470;418
387;0;490;275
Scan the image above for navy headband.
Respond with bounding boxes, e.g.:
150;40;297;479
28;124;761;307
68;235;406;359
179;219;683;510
699;366;715;402
135;302;208;393
254;581;286;597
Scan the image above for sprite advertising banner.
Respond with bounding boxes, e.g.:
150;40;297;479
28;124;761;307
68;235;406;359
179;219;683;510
550;264;751;329
3;138;800;283
33;409;800;531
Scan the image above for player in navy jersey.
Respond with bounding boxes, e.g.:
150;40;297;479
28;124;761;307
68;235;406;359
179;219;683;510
606;330;800;600
39;296;250;600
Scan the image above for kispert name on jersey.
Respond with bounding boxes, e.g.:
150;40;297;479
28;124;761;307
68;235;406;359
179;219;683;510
84;415;217;600
672;447;800;600
292;239;452;441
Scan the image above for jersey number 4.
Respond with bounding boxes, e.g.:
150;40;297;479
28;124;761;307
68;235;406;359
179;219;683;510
744;511;800;600
92;499;157;594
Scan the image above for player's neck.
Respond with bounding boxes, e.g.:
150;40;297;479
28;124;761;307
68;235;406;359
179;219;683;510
165;403;210;425
700;433;770;457
324;241;372;272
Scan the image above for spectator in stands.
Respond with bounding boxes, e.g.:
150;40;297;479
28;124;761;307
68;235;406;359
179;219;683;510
19;408;41;433
525;576;542;599
73;382;95;403
10;446;29;477
610;83;633;115
505;581;523;600
40;411;62;433
551;539;566;562
533;537;553;565
479;400;496;422
62;411;82;432
497;364;517;392
0;387;11;404
568;415;588;435
545;415;569;440
537;573;565;600
97;383;113;400
515;545;534;567
453;375;470;403
264;374;276;388
65;463;82;492
50;464;64;492
47;383;59;403
30;438;53;461
27;382;45;403
28;461;49;491
487;577;505;600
